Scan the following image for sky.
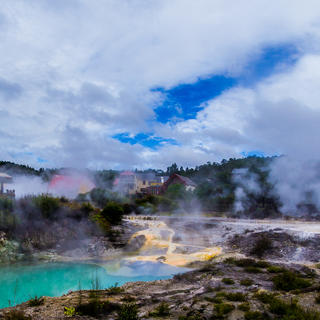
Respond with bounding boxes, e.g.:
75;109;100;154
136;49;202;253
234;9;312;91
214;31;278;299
0;0;320;169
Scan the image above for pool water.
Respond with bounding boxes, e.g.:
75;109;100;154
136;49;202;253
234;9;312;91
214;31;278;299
0;260;188;309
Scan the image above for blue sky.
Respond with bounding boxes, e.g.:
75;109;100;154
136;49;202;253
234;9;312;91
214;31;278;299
113;44;300;151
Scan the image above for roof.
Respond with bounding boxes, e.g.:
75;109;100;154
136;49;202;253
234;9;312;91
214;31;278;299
163;173;197;189
174;174;197;187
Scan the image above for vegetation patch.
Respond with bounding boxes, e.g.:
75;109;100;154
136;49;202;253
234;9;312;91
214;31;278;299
213;302;235;318
3;310;32;320
149;302;170;317
272;271;312;291
222;278;234;285
238;302;250;312
250;236;273;258
117;303;139;320
107;282;125;295
75;300;120;317
240;278;254;286
244;266;263;273
27;296;44;307
267;265;287;273
244;311;270;320
225;292;247;302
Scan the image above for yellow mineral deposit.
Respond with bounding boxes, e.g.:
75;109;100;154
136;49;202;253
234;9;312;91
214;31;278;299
126;218;222;267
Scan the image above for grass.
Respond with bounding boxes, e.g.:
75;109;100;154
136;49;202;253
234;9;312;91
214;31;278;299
27;296;44;307
221;278;234;285
117;303;139;320
149;302;170;317
272;271;312;291
240;278;254;286
225;258;269;270
3;310;32;320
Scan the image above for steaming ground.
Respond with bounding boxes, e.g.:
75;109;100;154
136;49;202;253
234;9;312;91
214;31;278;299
122;216;320;267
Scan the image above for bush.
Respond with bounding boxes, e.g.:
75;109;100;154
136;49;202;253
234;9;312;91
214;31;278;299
250;236;273;258
117;303;139;320
240;279;254;286
244;311;270;320
267;265;286;273
76;300;120;317
238;302;250;312
213;303;235;318
244;266;263;273
33;195;60;220
107;282;124;295
272;271;312;291
315;294;320;304
4;310;32;320
222;278;234;285
27;296;44;307
101;202;124;225
150;302;170;317
225;292;246;302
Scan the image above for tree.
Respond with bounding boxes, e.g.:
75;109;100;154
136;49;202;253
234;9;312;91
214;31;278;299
101;201;124;225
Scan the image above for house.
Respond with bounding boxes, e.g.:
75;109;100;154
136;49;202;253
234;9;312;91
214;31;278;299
0;172;15;199
113;171;168;195
162;173;197;193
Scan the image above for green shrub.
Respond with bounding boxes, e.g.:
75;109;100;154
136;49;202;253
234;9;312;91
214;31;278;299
117;303;139;320
250;236;273;258
238;302;250;312
254;260;270;268
268;298;320;319
316;294;320;304
316;263;320;269
244;311;270;320
150;302;170;317
255;292;277;304
222;278;234;285
213;303;235;318
244;266;262;273
267;265;286;273
101;201;124;225
64;306;76;317
4;310;32;320
225;292;246;302
27;296;44;307
240;278;254;286
33;195;60;220
76;300;120;317
107;282;124;295
272;271;312;291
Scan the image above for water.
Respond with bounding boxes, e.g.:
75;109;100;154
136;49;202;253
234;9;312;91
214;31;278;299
0;260;188;309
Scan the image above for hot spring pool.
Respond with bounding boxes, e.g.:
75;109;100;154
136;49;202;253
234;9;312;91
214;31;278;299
0;261;188;309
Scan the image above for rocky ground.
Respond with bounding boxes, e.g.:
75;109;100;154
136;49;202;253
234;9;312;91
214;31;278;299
1;217;320;319
1;258;320;319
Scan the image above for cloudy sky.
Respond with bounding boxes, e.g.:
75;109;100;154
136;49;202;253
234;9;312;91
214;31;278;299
1;0;320;169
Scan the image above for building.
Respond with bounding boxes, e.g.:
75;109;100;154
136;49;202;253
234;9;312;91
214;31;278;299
0;173;15;199
113;171;168;196
162;173;197;193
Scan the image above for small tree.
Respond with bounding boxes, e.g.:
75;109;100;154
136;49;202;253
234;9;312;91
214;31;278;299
101;202;124;225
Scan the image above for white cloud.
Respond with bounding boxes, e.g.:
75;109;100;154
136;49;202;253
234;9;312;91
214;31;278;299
1;0;320;168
